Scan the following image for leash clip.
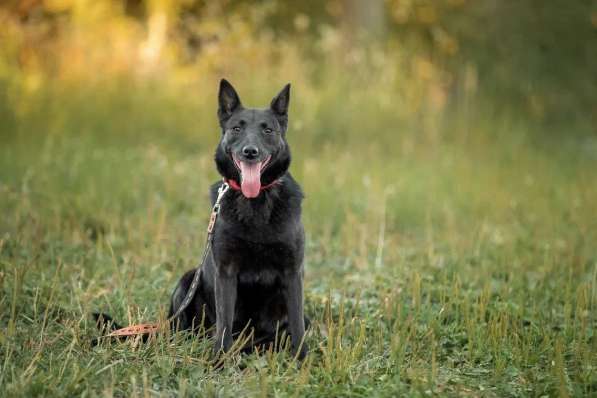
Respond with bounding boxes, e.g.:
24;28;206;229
216;181;230;205
207;181;230;234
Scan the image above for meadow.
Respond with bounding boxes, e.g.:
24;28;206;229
1;75;595;396
1;1;596;396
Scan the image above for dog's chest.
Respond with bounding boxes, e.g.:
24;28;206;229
214;189;304;286
235;240;295;285
238;266;279;285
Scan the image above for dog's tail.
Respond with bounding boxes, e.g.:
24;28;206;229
92;312;125;346
92;312;124;331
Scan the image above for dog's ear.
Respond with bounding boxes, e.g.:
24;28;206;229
270;83;290;130
218;79;242;123
270;83;291;116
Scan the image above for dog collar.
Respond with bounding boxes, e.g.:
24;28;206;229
224;177;281;193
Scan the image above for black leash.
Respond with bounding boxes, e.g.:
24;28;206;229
168;181;230;321
105;181;230;337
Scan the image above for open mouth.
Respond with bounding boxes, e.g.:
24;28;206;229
231;154;272;198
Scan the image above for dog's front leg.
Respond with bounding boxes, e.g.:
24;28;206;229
214;269;237;354
284;271;308;360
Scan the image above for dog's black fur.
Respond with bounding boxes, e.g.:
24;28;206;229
168;80;308;359
96;80;308;359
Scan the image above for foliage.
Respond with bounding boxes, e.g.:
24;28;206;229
1;1;596;396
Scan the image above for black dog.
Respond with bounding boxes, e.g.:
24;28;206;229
167;79;308;359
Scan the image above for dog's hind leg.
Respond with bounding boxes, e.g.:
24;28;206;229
169;268;215;333
303;315;311;331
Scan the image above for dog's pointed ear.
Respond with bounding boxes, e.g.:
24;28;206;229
270;83;291;117
218;79;242;123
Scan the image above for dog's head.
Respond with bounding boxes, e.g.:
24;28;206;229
214;79;292;198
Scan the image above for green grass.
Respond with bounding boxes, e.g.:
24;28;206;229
1;81;596;397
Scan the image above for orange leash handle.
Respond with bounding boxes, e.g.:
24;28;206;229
106;323;161;337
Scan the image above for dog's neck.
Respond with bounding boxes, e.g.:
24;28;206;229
223;177;282;194
218;173;303;230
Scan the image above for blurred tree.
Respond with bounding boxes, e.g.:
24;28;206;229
343;0;386;41
0;0;594;133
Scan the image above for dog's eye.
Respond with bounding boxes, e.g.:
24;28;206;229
263;128;273;134
232;126;241;133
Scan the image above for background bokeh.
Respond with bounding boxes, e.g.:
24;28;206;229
2;0;595;241
1;1;596;396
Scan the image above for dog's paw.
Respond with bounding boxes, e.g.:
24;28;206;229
293;343;308;362
212;343;223;357
212;338;233;357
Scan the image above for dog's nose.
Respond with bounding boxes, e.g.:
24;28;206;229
242;145;259;159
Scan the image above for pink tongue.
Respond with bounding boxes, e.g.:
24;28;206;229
239;161;262;198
